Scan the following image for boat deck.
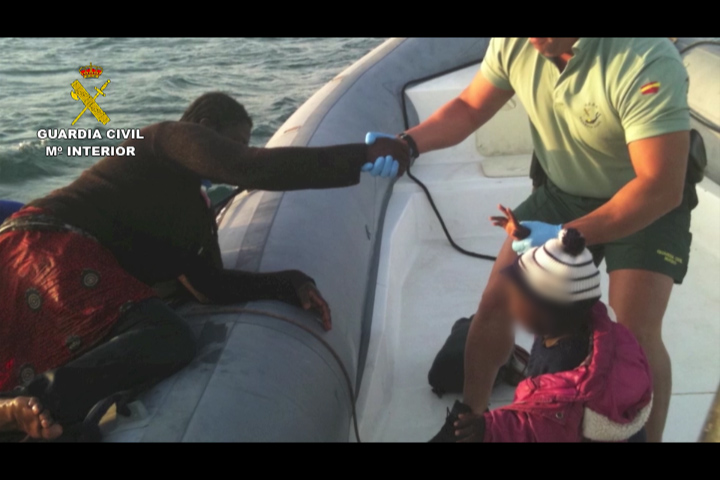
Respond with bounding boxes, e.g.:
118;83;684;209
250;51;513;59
356;168;720;442
355;64;720;442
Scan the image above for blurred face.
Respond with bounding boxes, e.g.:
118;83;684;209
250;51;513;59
504;276;555;336
528;38;579;58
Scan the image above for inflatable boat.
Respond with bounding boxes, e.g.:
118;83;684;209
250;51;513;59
104;38;720;442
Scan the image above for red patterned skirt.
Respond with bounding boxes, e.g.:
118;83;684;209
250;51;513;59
0;207;156;391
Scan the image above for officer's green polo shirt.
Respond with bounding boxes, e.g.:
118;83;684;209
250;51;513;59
481;37;690;199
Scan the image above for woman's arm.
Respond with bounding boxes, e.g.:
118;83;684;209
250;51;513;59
150;122;408;191
182;261;332;331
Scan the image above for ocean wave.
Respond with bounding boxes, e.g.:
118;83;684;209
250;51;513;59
0;67;75;76
159;74;207;89
0;37;386;200
0;141;68;184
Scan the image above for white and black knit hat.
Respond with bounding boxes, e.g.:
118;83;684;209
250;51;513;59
507;228;601;306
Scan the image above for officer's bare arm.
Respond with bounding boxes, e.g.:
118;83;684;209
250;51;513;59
405;72;515;154
565;131;690;245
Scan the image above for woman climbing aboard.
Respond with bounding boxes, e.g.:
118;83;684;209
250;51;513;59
0;92;410;441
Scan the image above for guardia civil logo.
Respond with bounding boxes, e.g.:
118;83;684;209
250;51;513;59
37;62;142;159
70;63;111;126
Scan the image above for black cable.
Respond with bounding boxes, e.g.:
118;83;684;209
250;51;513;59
405;165;497;262
212;170;498;262
678;39;720;55
211;165;499;265
399;52;497;262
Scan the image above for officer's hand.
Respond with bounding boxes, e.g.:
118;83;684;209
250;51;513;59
510;221;563;255
362;132;410;178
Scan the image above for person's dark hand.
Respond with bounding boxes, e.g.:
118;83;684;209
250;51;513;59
490;204;531;240
453;412;487;442
364;136;411;178
282;270;332;331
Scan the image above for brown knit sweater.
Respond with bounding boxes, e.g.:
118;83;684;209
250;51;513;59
29;121;368;304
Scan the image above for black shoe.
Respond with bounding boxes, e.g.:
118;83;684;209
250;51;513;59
429;400;472;443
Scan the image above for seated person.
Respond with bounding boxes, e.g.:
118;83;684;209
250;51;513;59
435;212;653;442
0;92;409;441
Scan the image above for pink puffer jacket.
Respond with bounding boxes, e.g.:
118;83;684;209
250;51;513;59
484;302;653;442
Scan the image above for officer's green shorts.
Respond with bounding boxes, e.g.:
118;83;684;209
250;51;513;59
513;181;693;284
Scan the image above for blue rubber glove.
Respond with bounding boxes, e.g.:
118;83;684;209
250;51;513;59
511;221;563;254
362;132;401;178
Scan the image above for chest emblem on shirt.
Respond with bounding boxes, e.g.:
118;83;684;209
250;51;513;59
640;81;661;95
580;103;602;128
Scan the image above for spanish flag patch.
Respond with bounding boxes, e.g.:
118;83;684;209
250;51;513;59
641;81;661;95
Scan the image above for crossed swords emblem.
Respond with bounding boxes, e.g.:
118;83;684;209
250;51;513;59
70;79;111;125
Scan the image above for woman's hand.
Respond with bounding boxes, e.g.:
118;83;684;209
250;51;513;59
283;270;332;331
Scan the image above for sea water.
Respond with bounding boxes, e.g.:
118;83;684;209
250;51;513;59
0;37;384;202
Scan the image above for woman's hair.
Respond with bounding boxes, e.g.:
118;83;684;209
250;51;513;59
180;92;252;130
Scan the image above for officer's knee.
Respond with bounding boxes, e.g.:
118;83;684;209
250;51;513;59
619;317;664;350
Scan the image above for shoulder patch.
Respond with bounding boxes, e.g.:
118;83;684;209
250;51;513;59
640;81;661;95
